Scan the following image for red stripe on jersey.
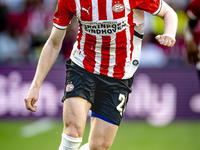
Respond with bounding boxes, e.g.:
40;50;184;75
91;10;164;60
129;26;134;61
127;10;135;26
83;33;96;73
100;36;111;75
128;0;137;9
127;10;135;61
77;22;83;51
113;30;127;79
98;0;107;20
112;0;125;19
80;0;92;21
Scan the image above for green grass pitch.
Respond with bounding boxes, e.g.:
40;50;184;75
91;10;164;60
0;119;200;150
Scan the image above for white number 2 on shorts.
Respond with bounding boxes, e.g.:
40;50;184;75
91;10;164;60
117;94;126;116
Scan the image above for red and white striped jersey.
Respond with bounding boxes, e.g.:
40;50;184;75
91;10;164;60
53;0;162;79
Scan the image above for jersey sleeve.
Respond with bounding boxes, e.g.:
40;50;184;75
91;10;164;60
53;0;74;30
136;0;162;15
186;0;200;20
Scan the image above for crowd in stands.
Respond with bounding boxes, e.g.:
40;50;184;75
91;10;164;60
0;0;194;68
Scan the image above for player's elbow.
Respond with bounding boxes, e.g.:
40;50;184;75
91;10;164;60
47;36;62;51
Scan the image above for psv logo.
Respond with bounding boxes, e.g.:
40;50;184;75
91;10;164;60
112;3;124;12
66;84;74;92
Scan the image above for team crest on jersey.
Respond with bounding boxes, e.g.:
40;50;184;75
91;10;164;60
112;3;124;12
66;84;74;92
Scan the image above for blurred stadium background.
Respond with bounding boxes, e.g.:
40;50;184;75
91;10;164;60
0;0;200;149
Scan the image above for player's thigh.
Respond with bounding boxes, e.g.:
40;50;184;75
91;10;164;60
63;97;91;137
89;117;118;149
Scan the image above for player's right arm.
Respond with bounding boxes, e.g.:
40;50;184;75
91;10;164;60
24;27;66;112
25;0;74;112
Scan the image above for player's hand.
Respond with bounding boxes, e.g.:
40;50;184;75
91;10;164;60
155;34;176;47
24;87;39;112
186;40;200;64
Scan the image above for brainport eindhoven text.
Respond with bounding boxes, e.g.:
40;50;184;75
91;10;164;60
84;21;127;34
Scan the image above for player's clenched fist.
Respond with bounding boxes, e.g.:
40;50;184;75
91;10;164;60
24;87;39;112
155;34;176;47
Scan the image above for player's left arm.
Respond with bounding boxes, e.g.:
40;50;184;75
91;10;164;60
155;1;178;47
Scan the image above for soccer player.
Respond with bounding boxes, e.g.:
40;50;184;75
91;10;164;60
24;0;178;150
185;0;200;81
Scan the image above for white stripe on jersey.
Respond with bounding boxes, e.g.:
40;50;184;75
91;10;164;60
124;26;131;78
53;23;68;30
92;0;99;21
78;25;86;67
75;0;81;19
123;0;130;14
106;0;113;20
94;35;102;74
107;34;116;77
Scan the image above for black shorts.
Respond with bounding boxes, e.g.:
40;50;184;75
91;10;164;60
62;59;134;126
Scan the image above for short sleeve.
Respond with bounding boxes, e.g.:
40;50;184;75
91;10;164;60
136;0;162;15
53;0;73;30
186;0;200;20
